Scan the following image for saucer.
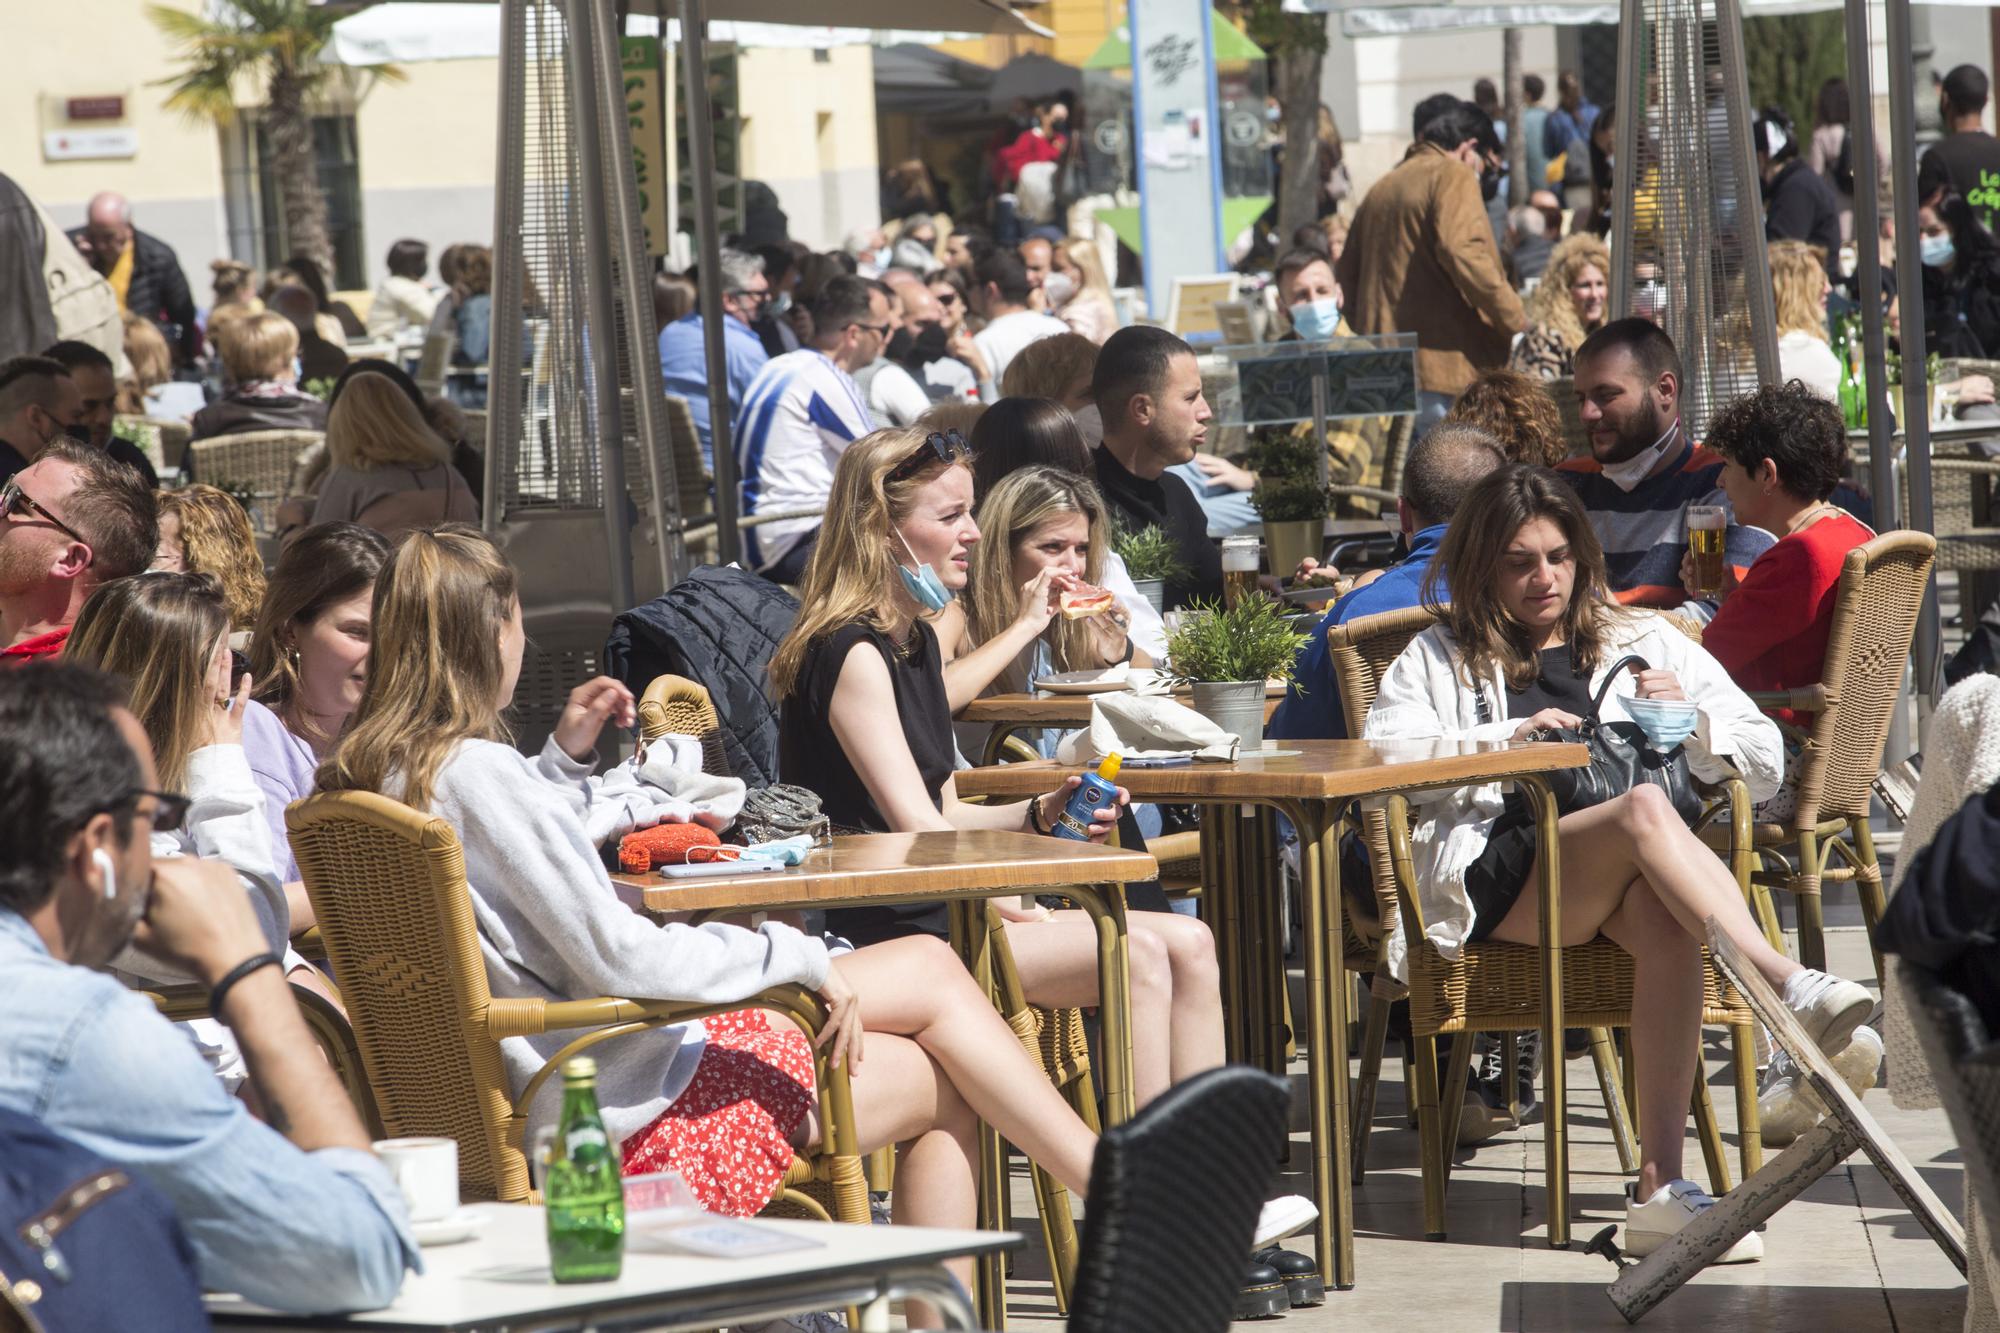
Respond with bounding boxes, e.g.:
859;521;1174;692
412;1207;487;1247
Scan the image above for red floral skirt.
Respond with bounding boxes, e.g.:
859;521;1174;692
617;1009;816;1216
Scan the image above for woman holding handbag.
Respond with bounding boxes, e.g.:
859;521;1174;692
1365;464;1873;1263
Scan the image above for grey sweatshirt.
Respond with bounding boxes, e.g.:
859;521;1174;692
421;737;831;1146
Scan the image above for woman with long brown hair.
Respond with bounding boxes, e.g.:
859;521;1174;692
317;525;1163;1307
1365;463;1870;1262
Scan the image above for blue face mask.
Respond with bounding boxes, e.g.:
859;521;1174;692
895;529;954;612
1921;233;1957;268
1289;297;1341;341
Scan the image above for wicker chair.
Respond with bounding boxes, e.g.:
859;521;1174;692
187;429;325;534
286;788;866;1221
1698;531;1936;980
1331;605;1759;1241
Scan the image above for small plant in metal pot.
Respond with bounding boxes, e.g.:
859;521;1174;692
1112;522;1190;614
1162;597;1310;750
1244;431;1334;577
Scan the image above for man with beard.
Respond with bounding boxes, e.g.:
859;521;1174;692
1091;325;1223;609
1;439;157;664
0;664;416;1312
1558;319;1773;612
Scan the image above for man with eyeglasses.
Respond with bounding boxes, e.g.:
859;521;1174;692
1;438;157;665
659;247;771;469
0;663;417;1313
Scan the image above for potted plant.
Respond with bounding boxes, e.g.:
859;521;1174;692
1161;597;1310;751
1113;523;1191;614
1244;431;1335;580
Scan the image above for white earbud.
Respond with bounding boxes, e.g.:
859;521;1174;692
92;849;116;901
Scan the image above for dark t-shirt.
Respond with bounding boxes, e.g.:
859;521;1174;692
780;618;955;944
1506;645;1595;720
1921;131;2000;230
1092;445;1223;610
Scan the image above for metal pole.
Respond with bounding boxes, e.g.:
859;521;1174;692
1610;0;1644;319
564;0;636;613
486;0;529;534
678;0;742;568
1886;0;1942;703
589;0;681;590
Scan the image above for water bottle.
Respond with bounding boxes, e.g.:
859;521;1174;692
1051;753;1123;841
544;1057;625;1283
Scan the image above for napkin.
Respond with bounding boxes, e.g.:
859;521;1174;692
1055;691;1241;765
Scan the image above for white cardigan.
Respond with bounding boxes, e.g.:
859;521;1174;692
1361;610;1783;980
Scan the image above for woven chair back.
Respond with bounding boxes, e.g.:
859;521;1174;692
638;673;731;777
1791;530;1935;824
1325;603;1441;731
187;430;325;534
661;395;712;526
1545;376;1589;460
286;790;531;1202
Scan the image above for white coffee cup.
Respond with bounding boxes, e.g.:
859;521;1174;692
373;1137;460;1223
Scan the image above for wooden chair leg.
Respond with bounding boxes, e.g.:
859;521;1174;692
1030;1161;1080;1313
1350;986;1393;1185
1731;1020;1763;1178
1412;1033;1449;1241
1850;818;1888;986
1691;1062;1732;1195
1439;1030;1476;1197
1793;830;1827;972
1617;1029;1638;1137
864;1145;895;1192
1588;1026;1638;1174
1403;1045;1417;1128
1751;880;1786;954
1499;1030;1521;1122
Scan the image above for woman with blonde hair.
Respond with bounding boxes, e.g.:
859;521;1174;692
153;485;268;634
310;369;478;532
1768;239;1842;401
998;331;1098;411
1509;233;1611;380
317;525;1157;1312
1049;238;1119;343
190;310;328;443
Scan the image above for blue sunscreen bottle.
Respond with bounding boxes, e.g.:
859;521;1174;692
1052;753;1123;841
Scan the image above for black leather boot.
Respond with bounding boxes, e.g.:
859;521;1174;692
1252;1245;1326;1307
1234;1260;1289;1320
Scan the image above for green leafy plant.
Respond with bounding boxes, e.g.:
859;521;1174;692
302;376;338;401
1244;428;1336;522
1162;597;1311;687
1113;523;1192;585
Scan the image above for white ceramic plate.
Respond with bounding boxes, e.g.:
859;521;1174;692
1033;669;1132;696
412;1208;488;1247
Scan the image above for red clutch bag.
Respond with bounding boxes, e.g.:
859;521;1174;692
618;823;722;872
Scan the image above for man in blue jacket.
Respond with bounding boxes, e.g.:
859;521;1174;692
1269;421;1505;740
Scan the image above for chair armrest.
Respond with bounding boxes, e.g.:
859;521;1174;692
147;985;211;1023
1383;794;1430;941
292;925;328;962
1745;685;1830;715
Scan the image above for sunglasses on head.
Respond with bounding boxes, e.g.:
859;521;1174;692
888;430;974;484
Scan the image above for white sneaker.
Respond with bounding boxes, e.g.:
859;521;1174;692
1252;1194;1318;1248
735;1314;848;1333
1758;1025;1883;1147
1782;969;1874;1058
1624;1179;1764;1264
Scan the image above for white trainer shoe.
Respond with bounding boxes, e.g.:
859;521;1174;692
1252;1194;1319;1249
1758;1025;1883;1147
1782;969;1874;1058
1624;1178;1764;1264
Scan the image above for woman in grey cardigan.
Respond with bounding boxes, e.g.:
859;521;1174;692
316;525;1112;1301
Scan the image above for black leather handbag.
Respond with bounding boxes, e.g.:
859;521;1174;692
1478;653;1704;823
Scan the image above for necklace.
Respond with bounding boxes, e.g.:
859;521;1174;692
1784;501;1837;536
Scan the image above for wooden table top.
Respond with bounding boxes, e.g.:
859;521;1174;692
951;737;1590;802
611;829;1159;915
957;691;1282;724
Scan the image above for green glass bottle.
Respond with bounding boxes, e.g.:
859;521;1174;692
544;1057;625;1283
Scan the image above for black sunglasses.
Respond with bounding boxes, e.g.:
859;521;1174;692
116;788;191;829
888;430;975;484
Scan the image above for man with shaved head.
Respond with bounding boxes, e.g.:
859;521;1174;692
67;192;200;367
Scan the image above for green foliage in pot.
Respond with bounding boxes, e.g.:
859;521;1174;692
1243;428;1336;522
1163;597;1311;688
1113;523;1192;585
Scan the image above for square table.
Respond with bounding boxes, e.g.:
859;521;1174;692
953;737;1588;1291
207;1203;1016;1331
612;828;1156;1328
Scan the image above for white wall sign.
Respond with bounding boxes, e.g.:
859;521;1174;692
44;128;138;161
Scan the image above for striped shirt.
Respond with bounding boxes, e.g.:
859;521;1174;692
734;349;873;571
1556;429;1773;611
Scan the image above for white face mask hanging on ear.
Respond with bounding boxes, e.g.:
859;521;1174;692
1597;419;1681;493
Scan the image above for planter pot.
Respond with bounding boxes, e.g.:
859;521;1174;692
1263;518;1324;582
1130;578;1166;615
1189;679;1267;751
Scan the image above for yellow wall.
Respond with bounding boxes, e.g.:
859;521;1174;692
354;59;498;190
932;1;1120;71
735;44;879;249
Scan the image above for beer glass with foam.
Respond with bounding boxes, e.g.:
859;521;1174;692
1687;505;1727;596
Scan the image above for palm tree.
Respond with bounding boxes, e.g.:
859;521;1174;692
148;0;401;278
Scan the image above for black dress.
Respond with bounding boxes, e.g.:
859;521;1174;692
1462;645;1595;940
779;619;956;945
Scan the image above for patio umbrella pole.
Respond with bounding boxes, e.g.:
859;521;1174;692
679;0;743;568
1885;0;1941;708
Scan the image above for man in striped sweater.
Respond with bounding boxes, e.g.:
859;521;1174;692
1557;319;1772;617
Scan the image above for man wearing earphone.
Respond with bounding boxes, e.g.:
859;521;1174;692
0;664;417;1314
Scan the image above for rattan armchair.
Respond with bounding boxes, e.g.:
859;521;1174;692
285;788;866;1220
1698;531;1936;981
187;429;325;534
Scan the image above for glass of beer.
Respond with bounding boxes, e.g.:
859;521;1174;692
1687;505;1727;596
1221;536;1261;609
